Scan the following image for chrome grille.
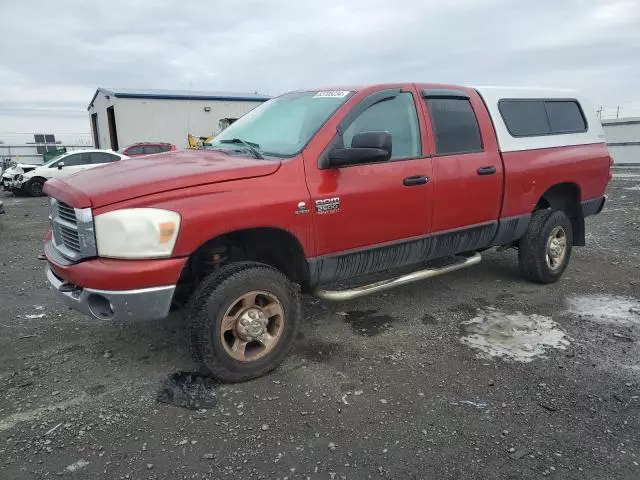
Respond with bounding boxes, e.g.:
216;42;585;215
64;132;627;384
59;224;81;251
50;198;96;262
57;202;77;225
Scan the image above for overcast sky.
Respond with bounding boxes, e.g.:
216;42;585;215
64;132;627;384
1;0;639;143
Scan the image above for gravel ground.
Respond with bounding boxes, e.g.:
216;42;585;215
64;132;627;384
1;171;639;479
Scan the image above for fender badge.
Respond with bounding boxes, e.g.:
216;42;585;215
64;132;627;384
315;197;340;214
295;201;309;215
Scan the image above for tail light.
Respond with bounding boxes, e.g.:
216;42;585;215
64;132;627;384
608;155;614;183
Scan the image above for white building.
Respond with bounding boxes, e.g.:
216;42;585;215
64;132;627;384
87;88;270;151
602;117;640;165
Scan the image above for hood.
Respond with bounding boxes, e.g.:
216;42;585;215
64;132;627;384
43;149;281;208
17;163;39;169
4;164;37;175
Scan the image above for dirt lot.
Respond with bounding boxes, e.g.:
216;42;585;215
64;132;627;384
1;172;639;480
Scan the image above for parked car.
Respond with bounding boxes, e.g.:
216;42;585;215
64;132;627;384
122;142;177;157
42;83;611;382
15;149;128;197
2;162;39;191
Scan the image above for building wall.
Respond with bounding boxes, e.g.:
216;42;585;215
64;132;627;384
88;93;114;150
89;93;263;150
602;118;640;165
607;145;640;165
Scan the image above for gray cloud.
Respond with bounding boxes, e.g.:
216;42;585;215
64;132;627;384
1;0;639;140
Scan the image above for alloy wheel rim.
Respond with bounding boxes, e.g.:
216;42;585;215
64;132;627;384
545;226;568;271
220;291;285;362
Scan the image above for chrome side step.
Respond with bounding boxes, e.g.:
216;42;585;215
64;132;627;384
314;252;482;301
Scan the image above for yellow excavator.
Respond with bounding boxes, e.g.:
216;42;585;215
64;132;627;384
187;133;215;149
187;118;237;148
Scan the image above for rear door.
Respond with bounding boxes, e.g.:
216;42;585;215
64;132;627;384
304;86;433;266
419;88;504;234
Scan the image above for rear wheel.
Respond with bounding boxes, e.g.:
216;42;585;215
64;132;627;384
518;209;573;284
187;262;301;383
26;177;45;197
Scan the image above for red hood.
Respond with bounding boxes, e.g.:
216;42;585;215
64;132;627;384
43;150;281;208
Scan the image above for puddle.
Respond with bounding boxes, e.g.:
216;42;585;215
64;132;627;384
460;309;569;362
343;310;394;336
156;372;218;410
566;295;640;325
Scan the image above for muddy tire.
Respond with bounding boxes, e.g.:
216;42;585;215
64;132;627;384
518;209;573;284
187;262;301;383
25;177;46;197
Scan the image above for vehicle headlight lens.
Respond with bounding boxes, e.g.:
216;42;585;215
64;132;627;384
94;208;181;259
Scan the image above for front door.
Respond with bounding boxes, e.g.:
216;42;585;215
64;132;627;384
304;86;433;282
49;153;92;179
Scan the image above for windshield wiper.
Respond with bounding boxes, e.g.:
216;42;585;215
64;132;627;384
218;138;263;159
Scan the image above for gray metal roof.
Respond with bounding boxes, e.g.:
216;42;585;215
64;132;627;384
88;87;271;110
602;117;640;126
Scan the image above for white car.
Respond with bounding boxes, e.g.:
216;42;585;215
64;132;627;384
15;149;129;197
2;162;39;191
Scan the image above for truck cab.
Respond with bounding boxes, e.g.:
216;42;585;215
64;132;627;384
43;83;611;382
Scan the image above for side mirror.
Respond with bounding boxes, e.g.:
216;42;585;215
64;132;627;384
57;162;65;170
328;131;392;168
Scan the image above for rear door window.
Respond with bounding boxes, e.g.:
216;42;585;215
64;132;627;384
90;152;119;164
143;145;162;154
126;146;144;155
425;98;483;155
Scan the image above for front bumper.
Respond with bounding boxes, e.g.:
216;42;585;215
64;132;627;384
46;266;176;321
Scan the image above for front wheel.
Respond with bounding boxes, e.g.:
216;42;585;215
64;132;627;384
25;177;46;197
187;262;301;383
518;209;573;284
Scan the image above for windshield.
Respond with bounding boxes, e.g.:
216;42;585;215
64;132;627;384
208;91;352;157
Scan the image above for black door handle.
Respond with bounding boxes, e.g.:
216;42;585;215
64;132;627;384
477;166;497;175
403;175;429;186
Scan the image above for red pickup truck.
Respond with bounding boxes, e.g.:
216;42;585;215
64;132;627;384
43;83;611;382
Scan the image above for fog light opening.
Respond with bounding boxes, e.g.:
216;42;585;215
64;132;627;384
87;294;115;320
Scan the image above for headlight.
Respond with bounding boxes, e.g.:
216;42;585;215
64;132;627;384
94;208;181;259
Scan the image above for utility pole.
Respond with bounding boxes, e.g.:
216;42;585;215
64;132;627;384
616;106;620;119
596;106;603;119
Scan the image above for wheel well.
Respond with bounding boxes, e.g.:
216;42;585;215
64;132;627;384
174;228;309;306
28;176;47;183
534;183;585;246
